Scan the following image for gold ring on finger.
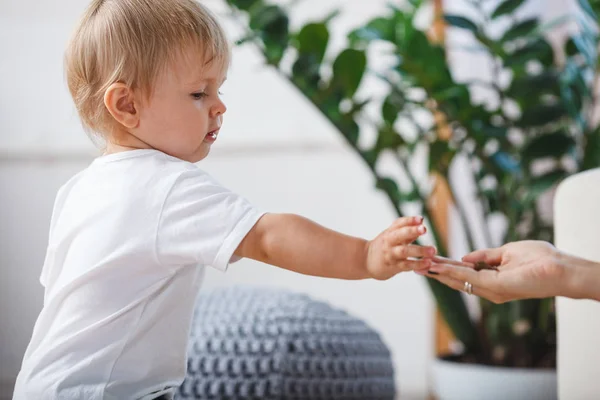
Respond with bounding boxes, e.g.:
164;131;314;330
463;281;473;295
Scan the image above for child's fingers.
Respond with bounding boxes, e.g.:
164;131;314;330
388;225;426;245
392;244;435;260
396;258;432;271
391;216;423;229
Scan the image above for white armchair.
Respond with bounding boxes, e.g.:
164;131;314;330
554;168;600;399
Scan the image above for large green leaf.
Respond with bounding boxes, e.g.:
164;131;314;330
382;91;405;125
560;74;589;123
250;4;288;35
433;85;471;119
292;53;321;92
491;0;527;19
376;177;403;206
362;149;379;168
397;28;455;99
501;18;539;42
331;49;367;98
519;103;567;128
582;127;600;170
296;23;329;64
226;0;262;11
405;0;424;8
508;71;560;100
349;16;395;47
589;0;600;15
505;39;554;67
338;117;360;145
560;63;588;126
470;120;508;147
562;60;591;97
444;15;479;33
248;4;289;64
565;37;579;57
375;126;405;151
481;188;501;212
522;131;575;162
528;170;567;199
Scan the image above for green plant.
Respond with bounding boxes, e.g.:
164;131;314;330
223;0;600;367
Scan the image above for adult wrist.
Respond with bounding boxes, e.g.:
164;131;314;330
560;252;600;301
558;252;580;299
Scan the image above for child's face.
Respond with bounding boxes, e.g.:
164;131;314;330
136;51;227;163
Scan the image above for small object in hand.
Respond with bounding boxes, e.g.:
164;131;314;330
474;261;498;271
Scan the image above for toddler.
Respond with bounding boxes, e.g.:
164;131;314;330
12;0;436;398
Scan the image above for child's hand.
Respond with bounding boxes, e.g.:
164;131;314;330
365;216;435;280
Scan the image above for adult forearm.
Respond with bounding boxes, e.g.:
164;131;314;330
258;213;371;279
560;252;600;301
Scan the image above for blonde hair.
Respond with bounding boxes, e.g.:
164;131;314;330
65;0;230;136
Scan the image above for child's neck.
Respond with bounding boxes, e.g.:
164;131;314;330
104;133;154;155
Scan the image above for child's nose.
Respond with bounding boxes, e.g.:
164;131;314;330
212;99;227;117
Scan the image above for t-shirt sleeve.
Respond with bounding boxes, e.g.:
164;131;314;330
156;169;265;271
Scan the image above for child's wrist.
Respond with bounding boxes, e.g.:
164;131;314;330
363;240;376;279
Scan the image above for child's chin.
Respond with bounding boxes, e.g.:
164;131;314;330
191;148;210;163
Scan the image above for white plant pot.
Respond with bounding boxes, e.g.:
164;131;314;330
431;358;557;400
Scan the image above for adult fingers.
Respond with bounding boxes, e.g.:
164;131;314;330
427;263;501;292
432;256;474;268
417;271;505;303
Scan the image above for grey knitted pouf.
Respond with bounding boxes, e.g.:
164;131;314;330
178;286;395;400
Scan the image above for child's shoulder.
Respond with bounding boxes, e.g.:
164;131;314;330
90;149;210;179
92;149;222;193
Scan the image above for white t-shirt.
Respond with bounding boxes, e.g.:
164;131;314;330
13;149;265;400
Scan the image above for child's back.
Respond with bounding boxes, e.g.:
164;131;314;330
14;150;263;399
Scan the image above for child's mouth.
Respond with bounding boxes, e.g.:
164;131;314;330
204;129;219;143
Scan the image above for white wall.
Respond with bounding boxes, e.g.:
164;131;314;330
0;0;434;398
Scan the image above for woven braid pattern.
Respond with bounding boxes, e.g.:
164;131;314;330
178;287;395;400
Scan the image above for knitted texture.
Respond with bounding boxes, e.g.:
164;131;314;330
178;287;395;400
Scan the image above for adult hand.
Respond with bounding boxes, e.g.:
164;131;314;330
421;241;566;303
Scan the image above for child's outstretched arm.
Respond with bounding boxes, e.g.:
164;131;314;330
234;214;435;280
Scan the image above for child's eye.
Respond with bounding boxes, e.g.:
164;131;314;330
191;92;208;100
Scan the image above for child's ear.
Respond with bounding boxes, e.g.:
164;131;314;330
104;83;139;129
